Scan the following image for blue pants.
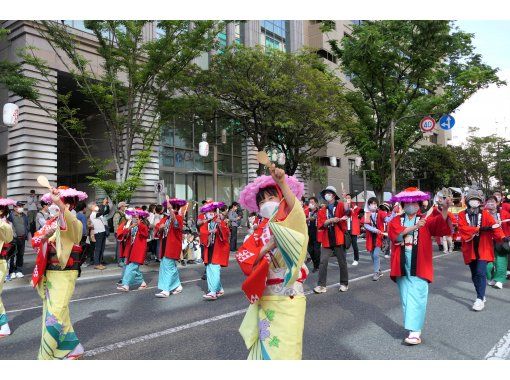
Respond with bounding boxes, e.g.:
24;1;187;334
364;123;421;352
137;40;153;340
122;263;144;288
158;257;181;292
206;264;222;293
469;259;488;300
370;246;381;273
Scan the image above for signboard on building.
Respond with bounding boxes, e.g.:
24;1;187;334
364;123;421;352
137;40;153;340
154;180;165;194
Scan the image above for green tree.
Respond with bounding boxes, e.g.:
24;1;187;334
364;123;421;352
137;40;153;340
19;20;222;201
0;28;38;101
164;45;353;178
322;20;505;198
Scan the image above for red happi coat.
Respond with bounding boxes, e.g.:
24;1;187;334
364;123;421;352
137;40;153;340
349;205;362;236
365;210;386;252
203;218;230;267
118;222;149;265
458;209;505;265
156;214;183;260
197;213;209;246
388;213;451;283
500;203;510;237
317;202;348;248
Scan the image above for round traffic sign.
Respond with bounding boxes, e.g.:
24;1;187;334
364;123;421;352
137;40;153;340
419;116;436;133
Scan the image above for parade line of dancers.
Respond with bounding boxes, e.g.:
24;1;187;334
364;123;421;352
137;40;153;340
1;164;510;359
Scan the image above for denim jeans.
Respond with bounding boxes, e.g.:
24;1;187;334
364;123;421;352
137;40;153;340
370;246;382;274
469;259;488;300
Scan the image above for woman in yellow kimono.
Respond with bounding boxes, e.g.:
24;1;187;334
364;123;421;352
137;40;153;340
32;187;87;359
236;164;308;360
0;198;16;339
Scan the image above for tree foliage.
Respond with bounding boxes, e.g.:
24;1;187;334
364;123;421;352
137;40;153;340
323;20;505;197
18;20;222;201
163;45;353;178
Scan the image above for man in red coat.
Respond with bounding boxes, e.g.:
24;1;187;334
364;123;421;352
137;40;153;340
155;198;186;298
313;186;350;294
458;188;507;311
388;187;452;345
117;209;150;292
200;202;230;300
345;194;362;266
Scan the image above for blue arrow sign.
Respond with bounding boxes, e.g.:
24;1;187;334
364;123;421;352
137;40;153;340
439;114;455;130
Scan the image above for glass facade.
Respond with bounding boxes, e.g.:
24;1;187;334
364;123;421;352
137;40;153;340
159;116;247;209
261;20;286;51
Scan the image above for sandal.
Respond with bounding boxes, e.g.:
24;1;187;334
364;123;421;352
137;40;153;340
404;336;422;345
137;282;148;290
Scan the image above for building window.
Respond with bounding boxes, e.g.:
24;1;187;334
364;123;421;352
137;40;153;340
261;20;286;40
429;133;438;144
318;156;341;167
62;20;93;34
351;20;363;26
316;49;337;64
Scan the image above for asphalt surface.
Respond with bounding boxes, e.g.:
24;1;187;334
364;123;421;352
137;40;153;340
1;240;509;360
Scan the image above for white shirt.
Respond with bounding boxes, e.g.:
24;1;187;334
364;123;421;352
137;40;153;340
26;195;38;211
90;211;106;234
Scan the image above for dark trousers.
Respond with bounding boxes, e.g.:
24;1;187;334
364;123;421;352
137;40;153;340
230;226;238;252
469;259;488;300
307;232;321;269
318;245;349;287
9;236;25;274
351;234;359;261
93;232;106;265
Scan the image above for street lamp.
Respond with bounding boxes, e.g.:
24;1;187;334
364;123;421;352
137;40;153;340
3;103;19;127
355;157;374;204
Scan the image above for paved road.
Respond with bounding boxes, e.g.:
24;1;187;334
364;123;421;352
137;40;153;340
1;241;509;360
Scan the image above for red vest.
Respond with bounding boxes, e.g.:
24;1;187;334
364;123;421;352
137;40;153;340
388;213;451;283
349;206;362;236
156;214;183;260
317;202;347;248
458;209;505;264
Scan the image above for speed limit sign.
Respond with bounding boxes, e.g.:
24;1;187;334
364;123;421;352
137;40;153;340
419;116;436;133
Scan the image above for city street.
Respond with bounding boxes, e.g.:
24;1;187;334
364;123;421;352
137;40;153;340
1;240;509;360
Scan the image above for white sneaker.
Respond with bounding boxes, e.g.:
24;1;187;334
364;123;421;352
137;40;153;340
16;272;24;278
171;285;183;295
494;282;503;289
0;323;11;338
384;254;390;259
351;260;359;266
472;298;485;311
155;291;170;298
339;284;349;292
313;286;327;294
488;279;496;286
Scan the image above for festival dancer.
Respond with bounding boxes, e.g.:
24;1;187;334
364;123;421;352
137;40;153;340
364;197;386;281
345;193;362;266
236;164;309;359
387;187;452;345
314;185;350;294
458;188;507;311
33;186;87;359
485;196;510;289
116;208;150;292
154;198;187;298
200;201;230;300
0;198;15;339
115;207;134;286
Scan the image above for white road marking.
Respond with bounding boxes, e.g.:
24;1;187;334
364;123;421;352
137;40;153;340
85;253;449;358
485;329;510;360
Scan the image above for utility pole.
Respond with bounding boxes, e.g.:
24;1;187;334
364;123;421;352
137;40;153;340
390;119;396;194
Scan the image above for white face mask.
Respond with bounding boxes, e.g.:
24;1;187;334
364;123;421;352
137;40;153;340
308;203;316;210
368;204;377;212
17;207;24;213
48;206;59;217
259;201;280;220
206;212;215;220
324;193;334;202
469;200;480;209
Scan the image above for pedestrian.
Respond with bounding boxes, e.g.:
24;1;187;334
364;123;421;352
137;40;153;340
26;189;39;236
435;188;455;254
88;198;110;270
236;166;308;359
305;196;320;272
458;188;507;311
345;193;362;266
484;195;509;290
387;187;452;345
313;186;350;294
200;201;230;300
36;201;50;231
35;186;87;359
146;203;158;262
112;201;128;263
0;198;16;339
117;208;150;292
228;202;242;252
197;198;214;280
154;198;187;298
8;201;29;279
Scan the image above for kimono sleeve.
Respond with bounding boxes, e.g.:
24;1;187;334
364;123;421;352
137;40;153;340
425;213;451;237
54;209;82;268
388;216;405;243
317;208;327;230
137;222;149;240
486;212;505;242
458;212;478;241
0;220;14;244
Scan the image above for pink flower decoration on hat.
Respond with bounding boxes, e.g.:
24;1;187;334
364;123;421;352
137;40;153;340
238;175;304;212
41;187;88;204
125;208;150;219
390;187;430;203
162;198;187;208
0;198;16;207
